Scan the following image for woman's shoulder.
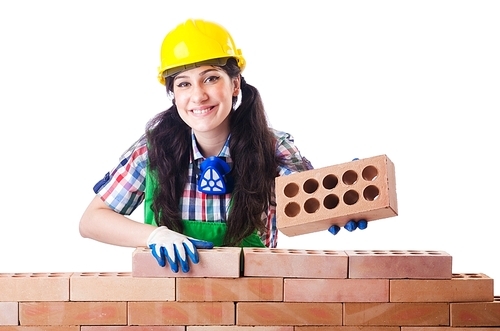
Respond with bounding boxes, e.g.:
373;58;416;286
270;128;295;143
119;134;149;164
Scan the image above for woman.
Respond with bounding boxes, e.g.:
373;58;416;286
80;18;334;274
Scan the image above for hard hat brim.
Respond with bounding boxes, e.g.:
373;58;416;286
161;57;229;80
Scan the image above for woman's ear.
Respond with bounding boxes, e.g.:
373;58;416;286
232;76;241;97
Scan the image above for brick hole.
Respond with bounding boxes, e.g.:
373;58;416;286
12;273;31;277
494;296;500;302
304;198;320;214
409;252;426;255
98;273;117;277
323;194;339;210
305;250;325;254
269;249;289;253
343;190;359;205
323;251;341;255
362;165;378;181
303;178;319;194
283;182;299;198
425;251;443;255
387;250;407;254
352;250;369;254
285;249;305;254
342;170;358;185
116;272;131;276
453;274;465;278
80;272;97;276
47;273;66;277
284;202;300;217
363;185;380;201
29;273;51;277
322;174;338;190
249;248;267;253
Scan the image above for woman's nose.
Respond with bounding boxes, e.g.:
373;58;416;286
191;84;208;103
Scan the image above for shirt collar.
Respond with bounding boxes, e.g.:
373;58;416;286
191;130;232;162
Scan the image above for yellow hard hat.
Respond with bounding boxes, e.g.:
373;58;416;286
158;19;246;85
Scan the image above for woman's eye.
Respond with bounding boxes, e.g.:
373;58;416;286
205;76;220;83
176;82;190;88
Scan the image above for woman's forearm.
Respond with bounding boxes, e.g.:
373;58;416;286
79;195;156;248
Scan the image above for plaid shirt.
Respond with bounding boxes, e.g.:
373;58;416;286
95;129;313;247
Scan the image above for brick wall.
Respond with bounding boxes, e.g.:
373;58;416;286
1;247;499;330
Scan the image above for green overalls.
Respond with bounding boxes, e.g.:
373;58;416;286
144;168;266;248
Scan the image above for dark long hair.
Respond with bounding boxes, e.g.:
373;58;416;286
145;58;279;246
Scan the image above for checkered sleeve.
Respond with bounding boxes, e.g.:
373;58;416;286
273;129;314;176
93;139;148;215
262;129;313;248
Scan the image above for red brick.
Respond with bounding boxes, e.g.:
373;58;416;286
401;328;500;330
236;302;342;326
344;302;449;326
0;302;18;325
132;247;241;278
450;296;500;326
347;250;452;279
275;154;398;236
0;273;70;302
284;278;389;302
0;327;80;330
19;302;127;326
296;328;400;331
82;327;184;330
128;302;234;325
188;327;293;331
390;273;494;302
243;248;347;278
70;272;175;301
177;277;283;301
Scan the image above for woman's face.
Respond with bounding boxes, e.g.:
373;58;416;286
173;65;239;137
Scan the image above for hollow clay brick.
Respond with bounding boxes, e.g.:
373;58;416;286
70;272;175;301
128;302;234;326
296;328;400;331
0;273;71;302
0;327;80;330
390;273;494;302
188;327;293;331
236;302;342;326
176;277;283;302
401;328;500;331
19;302;127;326
82;327;185;330
0;302;18;325
346;250;452;279
242;248;347;278
275;154;398;236
284;278;389;302
132;247;241;278
343;302;449;326
450;296;500;327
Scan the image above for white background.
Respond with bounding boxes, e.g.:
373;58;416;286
0;1;498;294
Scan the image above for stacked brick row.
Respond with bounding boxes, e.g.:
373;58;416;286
1;247;499;330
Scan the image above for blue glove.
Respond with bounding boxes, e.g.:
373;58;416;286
328;219;368;235
328;158;368;236
146;226;214;273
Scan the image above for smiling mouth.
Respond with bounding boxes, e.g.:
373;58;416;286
192;107;214;115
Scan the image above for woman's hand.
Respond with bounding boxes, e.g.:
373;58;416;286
327;219;368;235
147;226;214;273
